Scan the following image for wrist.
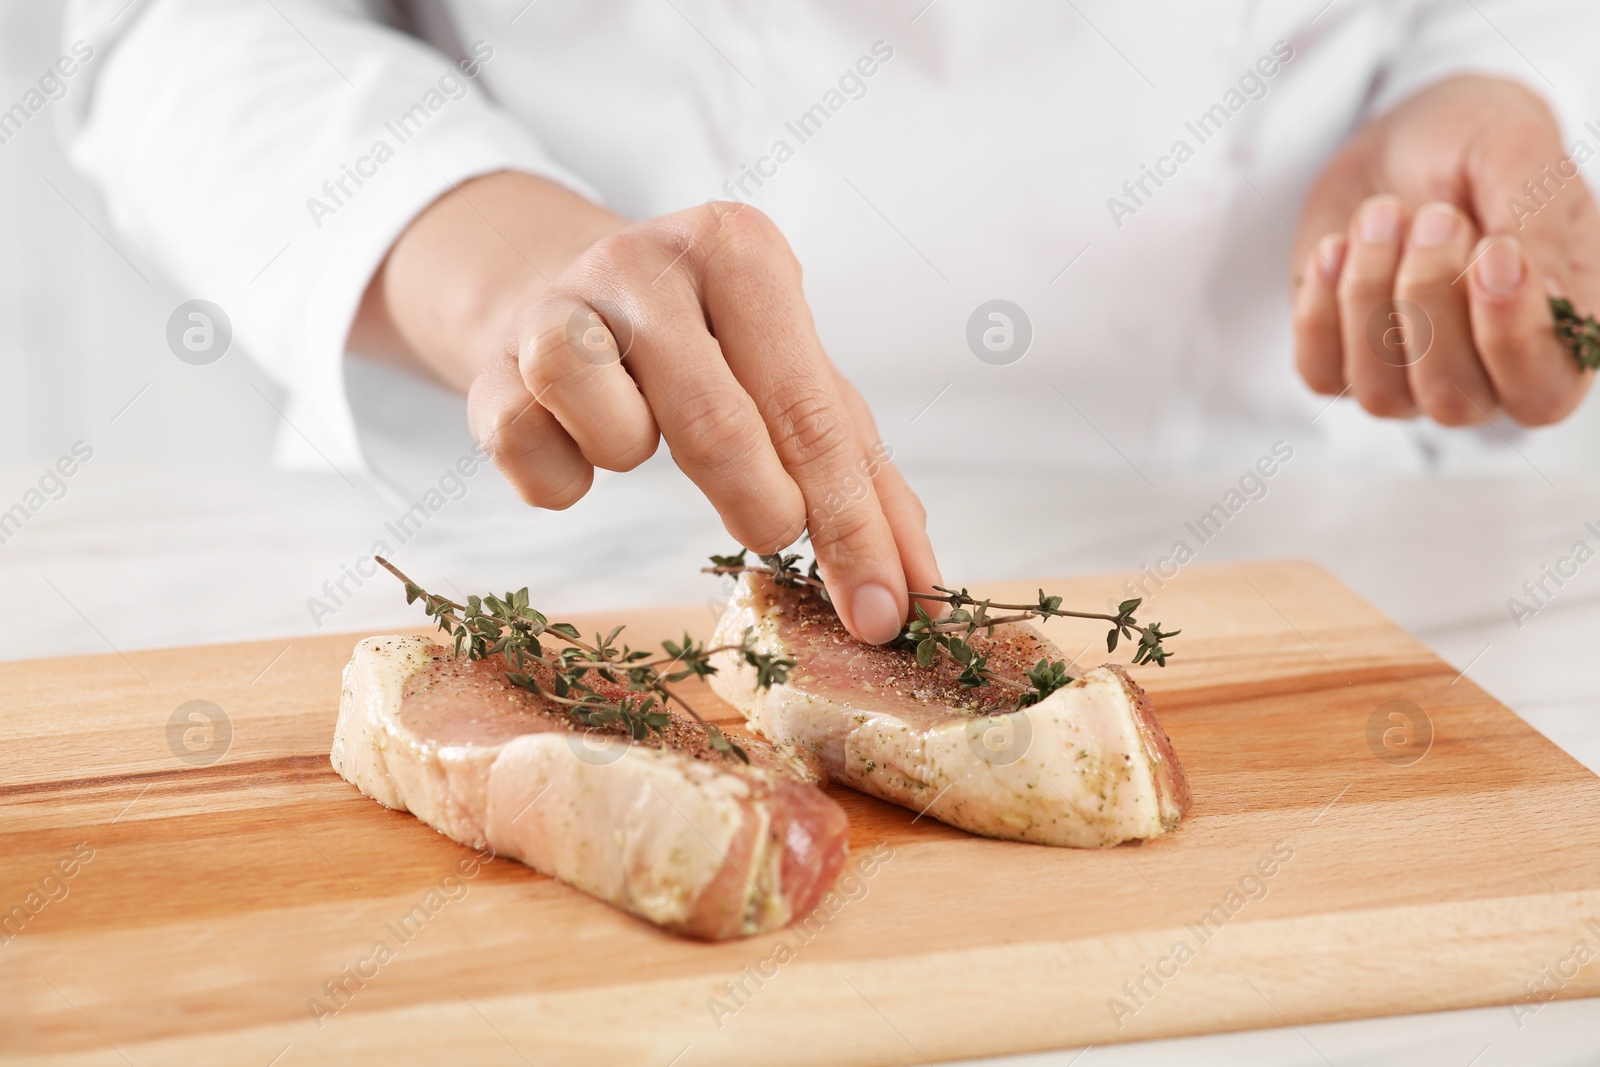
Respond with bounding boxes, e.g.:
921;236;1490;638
355;170;626;390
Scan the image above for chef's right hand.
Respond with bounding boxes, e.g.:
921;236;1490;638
358;172;939;645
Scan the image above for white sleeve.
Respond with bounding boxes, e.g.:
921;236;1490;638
61;0;600;470
1371;0;1600;162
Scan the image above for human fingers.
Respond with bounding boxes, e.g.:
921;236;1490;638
1463;115;1599;424
1466;234;1590;425
517;291;660;472
690;204;910;643
1339;195;1417;418
466;348;594;509
1393;201;1498;424
1292;233;1349;396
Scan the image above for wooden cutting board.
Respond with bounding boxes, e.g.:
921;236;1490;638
5;560;1600;1066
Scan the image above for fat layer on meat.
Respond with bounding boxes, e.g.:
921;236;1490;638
332;634;850;939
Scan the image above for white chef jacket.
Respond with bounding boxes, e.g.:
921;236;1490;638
59;0;1600;481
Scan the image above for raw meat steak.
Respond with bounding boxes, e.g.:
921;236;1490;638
709;575;1189;847
332;634;850;939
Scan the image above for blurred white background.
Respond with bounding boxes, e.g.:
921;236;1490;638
0;3;285;465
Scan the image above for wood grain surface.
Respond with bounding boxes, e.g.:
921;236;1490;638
3;559;1599;1066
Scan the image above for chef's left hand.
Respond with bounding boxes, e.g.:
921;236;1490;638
1292;75;1600;425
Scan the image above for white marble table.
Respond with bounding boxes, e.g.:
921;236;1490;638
3;455;1598;1065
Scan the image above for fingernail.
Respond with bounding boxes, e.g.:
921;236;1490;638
1543;275;1567;298
1475;236;1524;295
1410;203;1456;248
1358;197;1400;243
1315;234;1346;282
850;583;903;645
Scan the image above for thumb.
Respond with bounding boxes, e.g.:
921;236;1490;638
1464;125;1597;422
1468;117;1600;315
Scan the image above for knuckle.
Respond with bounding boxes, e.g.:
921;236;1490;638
602;430;660;472
480;407;595;509
769;386;851;463
516;465;593;511
481;400;540;458
673;382;762;466
1394;269;1450;302
1337;274;1391;305
705;203;790;267
1506;388;1571;427
809;500;878;556
522;323;579;393
1352;382;1413;419
710;201;776;241
1479;330;1543;377
580;231;647;278
743;508;807;556
1412;380;1482;426
1298;360;1344;395
583;421;659;473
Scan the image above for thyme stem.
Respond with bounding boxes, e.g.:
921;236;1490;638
377;557;797;763
905;591;1127;625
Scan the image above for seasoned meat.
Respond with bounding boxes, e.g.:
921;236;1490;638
709;576;1189;847
332;635;850;939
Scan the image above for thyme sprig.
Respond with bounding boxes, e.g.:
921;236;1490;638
906;587;1179;666
1551;296;1600;371
704;551;1179;712
707;551;829;596
377;557;796;764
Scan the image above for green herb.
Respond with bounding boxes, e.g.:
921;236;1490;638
712;549;826;595
377;558;796;764
704;552;1178;712
1551;296;1600;371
